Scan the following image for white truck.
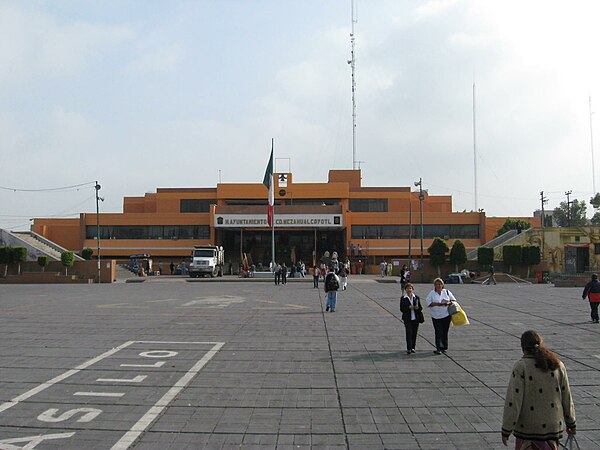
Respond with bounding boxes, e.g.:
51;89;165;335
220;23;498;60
189;245;225;278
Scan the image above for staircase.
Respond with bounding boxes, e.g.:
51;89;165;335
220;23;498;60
466;230;518;261
1;230;84;261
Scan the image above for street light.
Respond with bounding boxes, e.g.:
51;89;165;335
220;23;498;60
414;178;424;281
95;182;104;283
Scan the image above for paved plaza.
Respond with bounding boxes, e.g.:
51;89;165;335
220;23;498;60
0;277;599;449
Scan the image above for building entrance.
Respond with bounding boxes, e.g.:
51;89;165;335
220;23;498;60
219;229;345;271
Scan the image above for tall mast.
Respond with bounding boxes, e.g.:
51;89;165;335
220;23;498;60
590;95;596;194
350;0;357;170
473;82;478;211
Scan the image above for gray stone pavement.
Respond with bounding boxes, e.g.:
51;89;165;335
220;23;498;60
0;277;599;449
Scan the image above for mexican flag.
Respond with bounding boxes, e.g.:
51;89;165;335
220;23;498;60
262;145;274;227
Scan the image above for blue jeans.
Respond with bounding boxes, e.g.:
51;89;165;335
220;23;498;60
326;291;337;310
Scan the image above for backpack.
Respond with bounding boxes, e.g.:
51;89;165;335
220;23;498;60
325;274;339;291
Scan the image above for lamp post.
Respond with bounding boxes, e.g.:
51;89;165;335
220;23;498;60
95;182;104;283
414;178;424;281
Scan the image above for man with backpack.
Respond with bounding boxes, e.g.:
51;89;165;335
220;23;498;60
324;265;340;312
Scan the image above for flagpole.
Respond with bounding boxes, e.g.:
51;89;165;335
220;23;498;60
271;138;275;269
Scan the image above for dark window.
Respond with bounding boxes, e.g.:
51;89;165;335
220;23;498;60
224;199;282;205
180;199;216;213
86;225;210;240
349;198;388;212
595;243;600;255
351;224;479;240
288;199;341;206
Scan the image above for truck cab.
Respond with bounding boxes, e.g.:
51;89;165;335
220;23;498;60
189;246;224;278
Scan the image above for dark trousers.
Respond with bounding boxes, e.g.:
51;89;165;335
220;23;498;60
404;320;419;351
591;301;599;322
274;273;280;285
313;276;319;288
432;316;452;351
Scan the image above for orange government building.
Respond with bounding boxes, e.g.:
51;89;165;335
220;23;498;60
32;169;538;270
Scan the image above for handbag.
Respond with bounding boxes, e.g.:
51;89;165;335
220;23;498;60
447;303;460;315
450;304;470;326
417;310;425;323
559;435;581;450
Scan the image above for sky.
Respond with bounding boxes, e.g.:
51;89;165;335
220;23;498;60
1;0;600;231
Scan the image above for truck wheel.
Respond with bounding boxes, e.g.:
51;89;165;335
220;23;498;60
211;268;217;278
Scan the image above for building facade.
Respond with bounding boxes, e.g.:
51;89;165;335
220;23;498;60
33;170;536;269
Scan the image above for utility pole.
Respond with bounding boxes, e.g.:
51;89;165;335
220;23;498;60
565;190;572;227
540;191;548;228
95;182;103;284
414;178;424;281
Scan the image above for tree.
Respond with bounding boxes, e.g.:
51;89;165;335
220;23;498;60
81;248;94;260
553;199;587;227
61;251;75;276
428;237;449;278
0;246;14;277
496;218;532;237
503;245;522;274
449;240;467;273
521;245;541;278
13;247;28;276
477;247;494;267
37;256;49;272
590;193;600;225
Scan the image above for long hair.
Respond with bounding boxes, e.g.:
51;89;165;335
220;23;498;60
520;330;561;372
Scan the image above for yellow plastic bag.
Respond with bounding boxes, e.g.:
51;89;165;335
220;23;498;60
451;303;470;326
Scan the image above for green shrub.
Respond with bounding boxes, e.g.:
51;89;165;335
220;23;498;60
522;245;541;278
61;251;75;275
503;245;522;274
13;247;28;275
449;240;467;272
428;237;449;277
81;248;94;260
477;247;494;266
37;256;49;272
0;246;13;264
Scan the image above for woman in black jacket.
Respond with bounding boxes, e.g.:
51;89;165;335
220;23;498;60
399;283;423;354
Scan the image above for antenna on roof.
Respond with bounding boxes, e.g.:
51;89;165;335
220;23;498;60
349;0;358;170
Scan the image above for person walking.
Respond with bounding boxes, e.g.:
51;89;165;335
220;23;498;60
169;261;175;275
324;266;340;312
281;263;288;285
582;273;600;323
357;259;363;275
380;259;387;278
426;278;456;355
399;283;423;354
313;265;320;288
485;264;497;285
357;244;363;257
274;263;281;285
400;264;408;296
339;265;348;290
502;330;576;449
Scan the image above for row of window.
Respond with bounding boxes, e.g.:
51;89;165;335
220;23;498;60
351;224;480;239
348;198;388;212
87;225;210;240
179;198;387;212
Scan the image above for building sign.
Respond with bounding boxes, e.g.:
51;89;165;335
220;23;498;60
215;214;343;228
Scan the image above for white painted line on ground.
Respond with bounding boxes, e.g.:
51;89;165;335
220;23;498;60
96;375;147;383
74;392;125;398
110;341;225;450
593;354;600;359
0;341;136;414
121;361;165;368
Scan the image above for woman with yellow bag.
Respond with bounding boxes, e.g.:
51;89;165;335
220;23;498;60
425;278;456;355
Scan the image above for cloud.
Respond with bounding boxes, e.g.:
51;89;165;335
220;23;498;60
0;3;134;87
127;44;184;73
